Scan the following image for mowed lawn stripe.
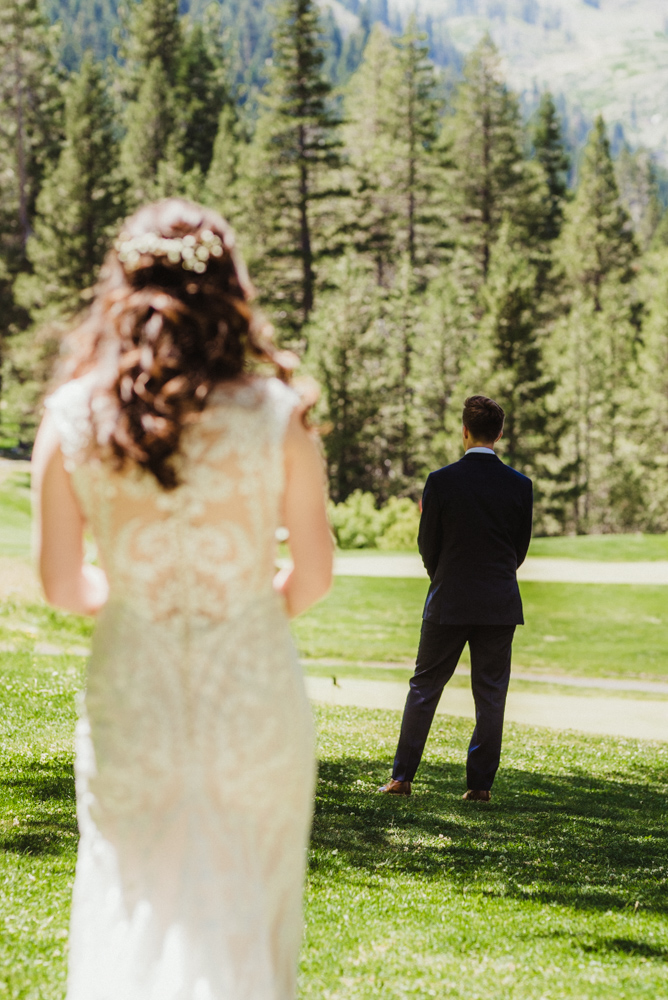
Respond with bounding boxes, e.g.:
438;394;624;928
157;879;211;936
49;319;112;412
293;577;668;680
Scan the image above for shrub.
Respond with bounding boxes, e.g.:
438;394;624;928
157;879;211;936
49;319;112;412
377;497;421;550
328;492;420;550
328;491;384;549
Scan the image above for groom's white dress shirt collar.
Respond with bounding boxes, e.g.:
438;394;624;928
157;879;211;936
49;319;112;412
466;447;495;455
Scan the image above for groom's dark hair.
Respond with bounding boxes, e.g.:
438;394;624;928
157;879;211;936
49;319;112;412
463;395;505;443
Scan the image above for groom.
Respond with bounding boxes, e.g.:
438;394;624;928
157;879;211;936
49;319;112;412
380;395;533;801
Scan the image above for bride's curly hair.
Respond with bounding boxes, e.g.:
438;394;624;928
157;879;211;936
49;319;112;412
64;199;296;489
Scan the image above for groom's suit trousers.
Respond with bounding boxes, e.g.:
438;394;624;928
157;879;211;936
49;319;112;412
392;621;516;791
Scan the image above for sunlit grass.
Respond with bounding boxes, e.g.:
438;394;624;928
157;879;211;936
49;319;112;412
293;577;668;680
0;467;31;560
0;591;665;997
302;704;668;1000
333;532;668;561
529;533;668;562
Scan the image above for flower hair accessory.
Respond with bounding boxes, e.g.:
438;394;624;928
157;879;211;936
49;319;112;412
115;229;226;275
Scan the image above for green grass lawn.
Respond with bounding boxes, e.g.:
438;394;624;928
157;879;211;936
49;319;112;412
0;641;86;997
528;534;668;562
334;533;668;562
0;466;31;559
303;704;668;1000
293;577;668;681
0;610;666;999
1;462;667;995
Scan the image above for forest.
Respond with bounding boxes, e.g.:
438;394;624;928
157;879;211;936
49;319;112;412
2;0;668;537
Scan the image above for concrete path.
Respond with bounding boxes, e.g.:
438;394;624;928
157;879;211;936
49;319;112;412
327;554;668;585
306;675;668;742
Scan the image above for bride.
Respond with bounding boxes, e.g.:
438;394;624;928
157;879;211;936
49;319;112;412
31;198;333;1000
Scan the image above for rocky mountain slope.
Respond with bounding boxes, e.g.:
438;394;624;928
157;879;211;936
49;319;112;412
387;0;668;164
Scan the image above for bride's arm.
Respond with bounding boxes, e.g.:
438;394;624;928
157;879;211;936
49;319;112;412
31;413;109;616
275;409;333;618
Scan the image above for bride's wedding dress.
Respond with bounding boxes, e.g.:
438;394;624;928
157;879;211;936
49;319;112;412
46;375;315;1000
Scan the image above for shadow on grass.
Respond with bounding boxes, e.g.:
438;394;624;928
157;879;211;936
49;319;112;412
311;757;668;916
585;937;668;959
0;759;77;856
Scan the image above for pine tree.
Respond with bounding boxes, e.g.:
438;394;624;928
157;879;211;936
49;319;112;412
305;254;389;501
119;0;181;94
560;115;636;311
119;0;184;205
121;57;176;206
343;21;448;286
246;0;344;337
342;24;399;285
412;268;476;476
480;222;563;529
0;0;62;259
532;91;569;243
634;247;668;530
175;16;229;177
394;258;420;483
615;145;662;251
554;115;641;532
204;104;244;229
18;52;124;318
450;35;532;284
391;16;446;276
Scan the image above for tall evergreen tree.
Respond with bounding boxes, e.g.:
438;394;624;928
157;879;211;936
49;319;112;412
381;255;421;488
342;24;399;285
119;0;181;93
121;57;175;206
119;0;185;205
306;254;388;501
560;115;636;311
615;145;662;251
532;91;569;243
204;104;244;229
391;16;447;276
246;0;343;337
18;52;124;317
0;0;62;259
175;16;229;177
555;116;640;532
343;21;448;286
634;246;668;530
412;269;475;475
481;223;563;528
450;35;531;285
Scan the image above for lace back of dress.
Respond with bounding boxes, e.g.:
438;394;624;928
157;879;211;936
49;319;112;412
46;376;297;624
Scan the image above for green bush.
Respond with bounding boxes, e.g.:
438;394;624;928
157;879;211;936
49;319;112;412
328;491;382;549
377;496;420;550
329;491;420;550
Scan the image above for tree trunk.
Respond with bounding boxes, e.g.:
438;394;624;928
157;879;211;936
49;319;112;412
481;101;492;281
14;46;29;253
298;124;314;328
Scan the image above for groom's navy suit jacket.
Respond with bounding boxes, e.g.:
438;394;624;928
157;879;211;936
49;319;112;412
418;452;533;625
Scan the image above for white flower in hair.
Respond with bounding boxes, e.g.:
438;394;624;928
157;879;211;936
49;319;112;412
115;229;226;273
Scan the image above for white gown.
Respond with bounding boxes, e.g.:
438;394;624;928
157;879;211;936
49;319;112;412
46;376;316;1000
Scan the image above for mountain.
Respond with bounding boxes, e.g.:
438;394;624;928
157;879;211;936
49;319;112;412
385;0;668;166
45;0;668;165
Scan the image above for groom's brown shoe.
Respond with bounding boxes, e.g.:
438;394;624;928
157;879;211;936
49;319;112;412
462;789;491;802
378;779;411;796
